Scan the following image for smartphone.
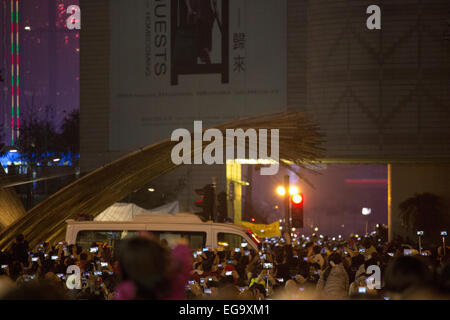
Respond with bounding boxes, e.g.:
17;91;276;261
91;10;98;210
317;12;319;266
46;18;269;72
359;249;365;253
358;287;367;294
320;249;326;254
276;278;284;283
93;271;102;276
32;257;39;262
51;255;58;260
101;262;108;267
57;273;64;278
260;254;266;260
441;231;447;236
421;252;428;256
235;248;240;253
417;231;424;236
225;271;233;276
82;272;90;278
245;251;250;256
263;263;273;269
227;260;233;265
387;252;394;257
188;280;195;285
217;264;222;268
208;277;213;282
303;257;308;261
44;254;49;258
202;248;209;252
404;249;413;256
241;243;248;248
193;252;197;259
239;287;245;292
333;247;337;251
90;247;98;253
1;265;7;269
58;241;63;245
200;278;205;284
204;288;212;294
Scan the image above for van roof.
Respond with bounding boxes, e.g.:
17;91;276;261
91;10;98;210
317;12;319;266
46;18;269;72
66;213;249;231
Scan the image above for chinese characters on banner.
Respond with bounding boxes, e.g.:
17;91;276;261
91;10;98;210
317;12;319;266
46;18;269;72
233;32;246;72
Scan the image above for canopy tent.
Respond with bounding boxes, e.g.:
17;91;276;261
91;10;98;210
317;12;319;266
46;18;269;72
94;201;179;221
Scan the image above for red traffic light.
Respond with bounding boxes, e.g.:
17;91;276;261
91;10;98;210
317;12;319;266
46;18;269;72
251;218;256;222
291;194;303;205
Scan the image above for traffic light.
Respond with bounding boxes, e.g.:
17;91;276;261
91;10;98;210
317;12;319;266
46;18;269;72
291;193;304;228
194;184;215;221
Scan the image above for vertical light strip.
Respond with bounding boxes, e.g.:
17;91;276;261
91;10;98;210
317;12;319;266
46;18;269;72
10;0;14;145
16;0;19;138
387;164;392;242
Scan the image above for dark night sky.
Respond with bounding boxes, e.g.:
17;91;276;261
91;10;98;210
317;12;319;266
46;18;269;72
0;0;79;143
243;164;388;237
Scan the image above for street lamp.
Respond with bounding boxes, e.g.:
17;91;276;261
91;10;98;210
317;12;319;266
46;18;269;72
417;231;424;254
362;208;371;234
442;231;447;256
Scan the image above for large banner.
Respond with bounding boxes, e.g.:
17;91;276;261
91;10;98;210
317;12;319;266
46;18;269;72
110;0;286;151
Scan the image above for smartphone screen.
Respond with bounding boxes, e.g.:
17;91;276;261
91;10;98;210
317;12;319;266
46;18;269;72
32;257;38;262
358;287;367;293
101;262;108;267
225;271;232;276
51;256;58;260
204;288;211;294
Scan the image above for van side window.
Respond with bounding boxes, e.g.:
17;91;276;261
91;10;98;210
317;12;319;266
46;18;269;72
151;231;206;250
76;230;139;250
217;233;247;249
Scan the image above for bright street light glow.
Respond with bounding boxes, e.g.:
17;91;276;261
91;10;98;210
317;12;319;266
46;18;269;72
289;186;299;195
276;186;286;196
148;188;155;192
314;227;319;232
362;208;372;215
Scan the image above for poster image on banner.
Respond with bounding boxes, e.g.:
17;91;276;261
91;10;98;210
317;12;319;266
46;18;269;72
171;0;229;85
110;0;286;151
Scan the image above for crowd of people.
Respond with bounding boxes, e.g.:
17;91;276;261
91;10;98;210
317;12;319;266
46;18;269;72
0;230;449;300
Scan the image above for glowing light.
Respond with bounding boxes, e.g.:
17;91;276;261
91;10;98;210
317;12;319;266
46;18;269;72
148;188;155;192
24;26;30;31
289;186;299;195
362;208;372;216
276;186;286;196
314;227;319;232
292;194;303;204
218;242;229;247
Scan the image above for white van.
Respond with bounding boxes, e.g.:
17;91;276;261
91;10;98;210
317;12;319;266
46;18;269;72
65;213;261;251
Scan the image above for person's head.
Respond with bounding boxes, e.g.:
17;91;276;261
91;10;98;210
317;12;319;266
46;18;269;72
328;253;342;267
384;256;432;296
117;236;171;299
251;283;266;300
312;246;321;255
15;234;24;243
